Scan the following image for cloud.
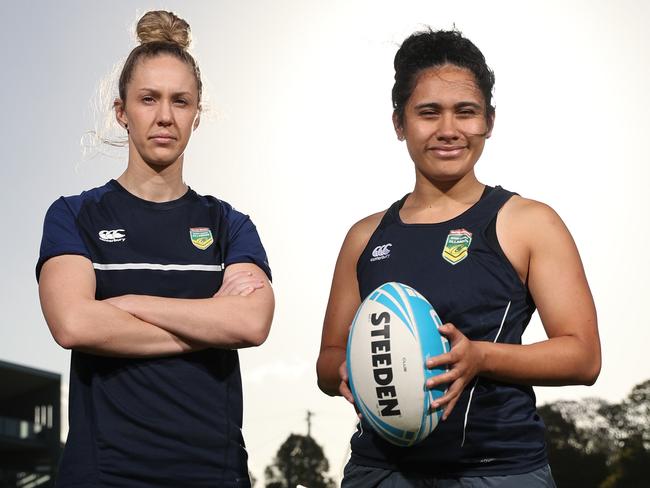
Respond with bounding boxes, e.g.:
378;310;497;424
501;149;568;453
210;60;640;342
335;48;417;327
242;359;312;385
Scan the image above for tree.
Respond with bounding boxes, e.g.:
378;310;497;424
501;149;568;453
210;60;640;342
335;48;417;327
538;402;608;487
600;434;650;488
538;379;650;488
264;434;335;488
603;380;650;449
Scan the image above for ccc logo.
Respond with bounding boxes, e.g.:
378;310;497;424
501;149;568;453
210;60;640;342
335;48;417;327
372;243;392;258
99;229;126;242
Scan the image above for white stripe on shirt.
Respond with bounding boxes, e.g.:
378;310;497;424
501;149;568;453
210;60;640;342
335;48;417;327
93;262;223;272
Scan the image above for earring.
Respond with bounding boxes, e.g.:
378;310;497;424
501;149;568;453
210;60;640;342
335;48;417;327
124;123;129;134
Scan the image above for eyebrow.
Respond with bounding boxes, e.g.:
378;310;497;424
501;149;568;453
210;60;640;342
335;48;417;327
414;101;483;110
137;88;194;98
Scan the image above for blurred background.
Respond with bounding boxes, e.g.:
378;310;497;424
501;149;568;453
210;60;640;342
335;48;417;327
1;1;649;486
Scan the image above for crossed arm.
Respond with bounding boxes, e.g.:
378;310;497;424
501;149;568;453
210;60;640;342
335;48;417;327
39;255;274;357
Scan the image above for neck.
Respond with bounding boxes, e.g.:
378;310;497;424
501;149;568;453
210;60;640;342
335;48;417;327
399;170;484;224
410;170;484;207
118;156;187;203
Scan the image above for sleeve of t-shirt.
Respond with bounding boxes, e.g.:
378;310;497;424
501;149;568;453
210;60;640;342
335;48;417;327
36;196;91;281
222;202;272;281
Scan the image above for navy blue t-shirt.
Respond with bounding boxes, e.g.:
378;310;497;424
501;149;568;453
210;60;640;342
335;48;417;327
349;186;548;476
37;180;271;488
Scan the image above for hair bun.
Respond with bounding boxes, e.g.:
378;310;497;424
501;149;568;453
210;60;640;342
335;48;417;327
136;10;191;49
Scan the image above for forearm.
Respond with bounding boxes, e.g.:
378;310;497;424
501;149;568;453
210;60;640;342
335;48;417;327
39;255;205;357
46;298;204;357
477;335;600;386
317;346;346;396
112;292;274;349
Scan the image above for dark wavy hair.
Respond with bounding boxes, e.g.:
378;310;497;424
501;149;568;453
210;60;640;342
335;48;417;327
392;28;495;126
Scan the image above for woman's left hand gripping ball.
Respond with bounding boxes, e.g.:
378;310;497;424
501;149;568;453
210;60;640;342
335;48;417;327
425;323;486;421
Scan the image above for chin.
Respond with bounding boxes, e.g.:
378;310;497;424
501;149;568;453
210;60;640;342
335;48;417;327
143;156;180;168
144;150;184;166
428;174;466;184
418;162;475;183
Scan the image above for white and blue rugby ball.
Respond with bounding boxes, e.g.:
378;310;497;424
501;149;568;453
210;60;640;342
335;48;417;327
346;282;450;447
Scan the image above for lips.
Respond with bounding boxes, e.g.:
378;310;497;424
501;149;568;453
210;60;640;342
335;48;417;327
429;146;466;158
149;133;176;143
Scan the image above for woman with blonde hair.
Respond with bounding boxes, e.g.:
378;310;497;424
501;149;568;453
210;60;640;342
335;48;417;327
37;11;273;487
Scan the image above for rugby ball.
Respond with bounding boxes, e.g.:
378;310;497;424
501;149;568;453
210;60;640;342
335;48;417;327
346;282;449;447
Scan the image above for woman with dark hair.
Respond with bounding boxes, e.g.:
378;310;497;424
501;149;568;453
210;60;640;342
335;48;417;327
37;11;273;488
317;29;600;487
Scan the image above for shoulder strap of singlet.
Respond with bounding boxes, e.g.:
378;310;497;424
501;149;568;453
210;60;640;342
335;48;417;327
379;186;512;228
376;193;409;231
375;186;516;236
467;185;516;221
483;185;518;263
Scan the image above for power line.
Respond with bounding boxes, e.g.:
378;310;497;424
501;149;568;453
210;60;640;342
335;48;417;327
306;410;314;438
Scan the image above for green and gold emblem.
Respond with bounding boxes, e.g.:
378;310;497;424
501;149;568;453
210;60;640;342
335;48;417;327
442;229;472;265
189;227;214;250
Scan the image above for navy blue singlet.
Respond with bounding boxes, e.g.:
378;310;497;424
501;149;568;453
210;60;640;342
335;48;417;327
350;186;548;476
37;180;271;488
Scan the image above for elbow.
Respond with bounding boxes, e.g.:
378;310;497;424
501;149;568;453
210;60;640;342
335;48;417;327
561;334;601;386
317;379;328;396
237;314;273;348
316;374;332;396
49;317;86;350
52;330;75;350
239;294;274;348
47;304;109;351
580;357;601;386
316;357;339;397
317;378;338;397
568;344;601;386
316;364;328;395
579;371;599;387
579;338;602;386
246;324;270;347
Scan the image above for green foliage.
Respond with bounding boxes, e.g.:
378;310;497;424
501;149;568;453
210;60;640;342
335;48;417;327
538;403;608;486
264;434;335;488
539;380;650;488
600;434;650;488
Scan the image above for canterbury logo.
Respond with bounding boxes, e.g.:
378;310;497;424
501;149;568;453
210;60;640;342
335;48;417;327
99;229;126;243
370;243;392;262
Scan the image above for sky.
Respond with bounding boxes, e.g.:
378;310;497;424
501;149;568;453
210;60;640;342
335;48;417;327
2;0;649;484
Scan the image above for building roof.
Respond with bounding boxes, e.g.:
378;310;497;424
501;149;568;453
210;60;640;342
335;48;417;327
0;360;60;400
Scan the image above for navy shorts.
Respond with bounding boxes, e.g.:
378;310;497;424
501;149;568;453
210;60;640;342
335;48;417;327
341;463;557;488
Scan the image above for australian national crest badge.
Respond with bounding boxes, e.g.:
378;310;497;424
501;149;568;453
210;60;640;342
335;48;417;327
442;228;472;265
190;227;214;250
